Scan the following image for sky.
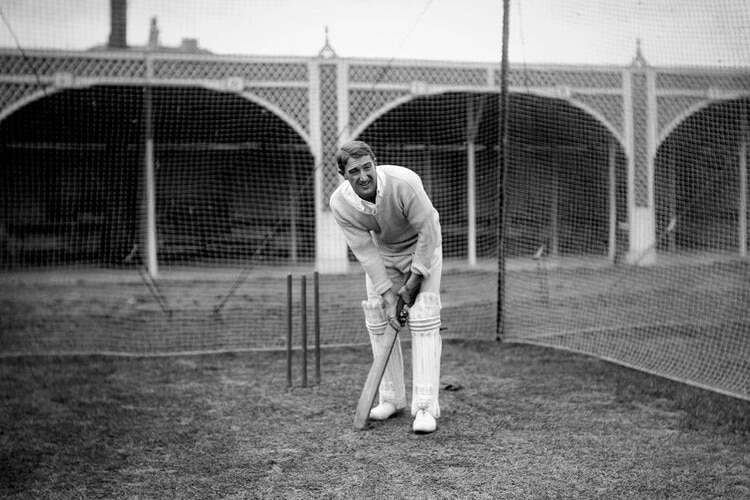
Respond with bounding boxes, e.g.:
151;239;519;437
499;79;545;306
0;0;748;67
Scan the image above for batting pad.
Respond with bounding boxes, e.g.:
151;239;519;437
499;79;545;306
362;299;406;407
408;292;442;418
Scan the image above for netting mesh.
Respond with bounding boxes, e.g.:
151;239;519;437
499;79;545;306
0;1;748;401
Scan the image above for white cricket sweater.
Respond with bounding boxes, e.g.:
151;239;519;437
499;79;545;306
329;164;442;295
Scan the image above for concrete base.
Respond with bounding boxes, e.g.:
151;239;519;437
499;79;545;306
626;206;656;266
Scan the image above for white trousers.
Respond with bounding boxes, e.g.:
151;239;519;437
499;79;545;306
364;247;443;417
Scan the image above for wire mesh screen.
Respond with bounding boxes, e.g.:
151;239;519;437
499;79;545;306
0;85;316;267
0;1;749;401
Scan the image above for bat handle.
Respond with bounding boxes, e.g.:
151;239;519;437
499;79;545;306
396;297;408;326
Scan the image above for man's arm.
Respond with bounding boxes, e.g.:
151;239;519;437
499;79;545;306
399;175;441;278
330;203;393;295
397;271;423;308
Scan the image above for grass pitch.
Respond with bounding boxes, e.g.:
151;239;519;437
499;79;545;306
2;340;749;499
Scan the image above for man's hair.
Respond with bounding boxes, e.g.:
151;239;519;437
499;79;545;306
335;140;376;175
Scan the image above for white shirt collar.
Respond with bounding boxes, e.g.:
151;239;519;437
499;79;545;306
343;167;386;214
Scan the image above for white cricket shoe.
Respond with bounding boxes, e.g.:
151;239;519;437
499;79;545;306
369;402;404;421
412;409;437;433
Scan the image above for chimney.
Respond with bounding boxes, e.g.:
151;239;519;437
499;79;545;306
108;0;127;49
181;38;198;52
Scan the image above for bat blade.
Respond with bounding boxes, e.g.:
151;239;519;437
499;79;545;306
353;318;401;429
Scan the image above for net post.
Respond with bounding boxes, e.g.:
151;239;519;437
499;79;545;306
286;274;293;388
300;275;308;388
496;0;511;341
740;105;748;257
314;271;321;385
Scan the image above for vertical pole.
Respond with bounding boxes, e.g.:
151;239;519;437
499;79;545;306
423;148;433;196
286;274;293;388
550;164;559;258
144;55;158;278
301;275;308;388
289;166;298;264
667;148;677;253
467;100;478;267
496;0;511;341
314;271;321;385
739;105;748;257
467;142;477;266
608;140;618;262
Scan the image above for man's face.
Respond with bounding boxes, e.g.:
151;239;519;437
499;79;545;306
343;154;377;203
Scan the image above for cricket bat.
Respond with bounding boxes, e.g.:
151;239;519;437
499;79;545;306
353;313;403;429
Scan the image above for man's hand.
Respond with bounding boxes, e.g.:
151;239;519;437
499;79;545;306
382;289;399;321
397;272;423;308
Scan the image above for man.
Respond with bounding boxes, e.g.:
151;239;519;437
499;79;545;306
330;140;443;433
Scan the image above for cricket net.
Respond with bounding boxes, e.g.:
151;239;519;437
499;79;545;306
0;1;748;401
